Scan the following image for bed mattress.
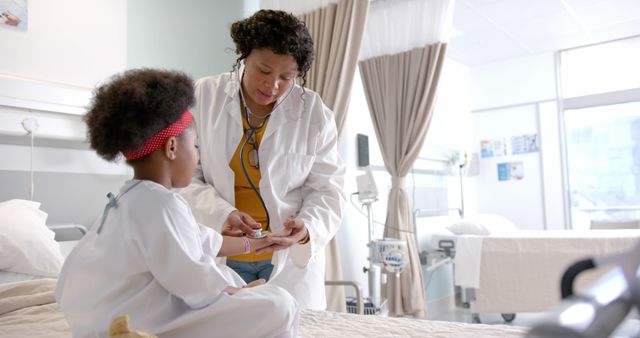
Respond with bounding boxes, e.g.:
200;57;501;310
0;278;528;338
299;309;527;338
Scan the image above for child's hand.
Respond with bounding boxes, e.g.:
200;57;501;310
223;286;242;295
223;279;265;295
244;279;265;288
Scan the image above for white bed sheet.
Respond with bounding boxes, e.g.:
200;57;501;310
414;215;486;288
0;278;529;338
299;310;527;338
0;271;43;284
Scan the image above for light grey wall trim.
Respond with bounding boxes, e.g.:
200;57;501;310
0;134;89;150
562;87;640;110
471;99;556;114
0;170;129;227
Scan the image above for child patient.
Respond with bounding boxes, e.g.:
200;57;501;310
55;68;299;338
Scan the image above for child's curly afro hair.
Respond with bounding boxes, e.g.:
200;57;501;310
83;68;194;162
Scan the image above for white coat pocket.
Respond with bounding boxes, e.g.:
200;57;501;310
283;152;315;194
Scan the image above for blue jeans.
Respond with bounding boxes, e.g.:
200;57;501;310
226;259;274;283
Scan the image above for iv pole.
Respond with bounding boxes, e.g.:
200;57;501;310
458;151;469;218
362;199;381;308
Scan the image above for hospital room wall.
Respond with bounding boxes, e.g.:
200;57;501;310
337;58;472;303
0;0;258;227
469;53;566;230
127;0;259;79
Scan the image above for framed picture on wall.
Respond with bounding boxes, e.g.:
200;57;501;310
0;0;27;31
511;134;539;154
497;161;524;181
480;138;507;158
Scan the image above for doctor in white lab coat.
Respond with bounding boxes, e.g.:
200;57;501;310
179;10;345;311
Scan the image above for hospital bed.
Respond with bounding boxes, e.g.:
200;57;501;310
0;278;528;338
0;199;528;337
414;208;640;323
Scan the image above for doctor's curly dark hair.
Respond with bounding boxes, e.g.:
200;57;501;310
83;68;194;162
230;9;315;87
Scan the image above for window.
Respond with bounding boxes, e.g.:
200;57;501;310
560;36;640;229
564;102;640;229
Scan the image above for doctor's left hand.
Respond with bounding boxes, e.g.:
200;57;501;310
256;218;308;254
222;210;262;237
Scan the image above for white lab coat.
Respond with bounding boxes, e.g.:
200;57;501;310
55;180;299;338
179;71;346;310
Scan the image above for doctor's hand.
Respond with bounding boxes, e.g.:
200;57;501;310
222;210;261;237
255;218;308;254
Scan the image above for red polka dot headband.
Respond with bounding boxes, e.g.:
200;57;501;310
122;110;193;161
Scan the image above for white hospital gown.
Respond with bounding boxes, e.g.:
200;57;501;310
55;180;298;338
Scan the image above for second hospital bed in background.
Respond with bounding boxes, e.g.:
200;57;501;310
414;208;640;323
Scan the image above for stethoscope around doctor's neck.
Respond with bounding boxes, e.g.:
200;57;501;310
237;72;295;231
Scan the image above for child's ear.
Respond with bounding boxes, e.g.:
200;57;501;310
164;137;178;160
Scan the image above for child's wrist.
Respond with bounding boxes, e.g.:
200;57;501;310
242;236;251;254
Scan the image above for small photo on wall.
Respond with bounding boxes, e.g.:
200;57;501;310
497;162;510;181
480;138;507;158
481;140;493;158
510;161;524;180
0;0;27;31
511;134;539;154
497;161;524;181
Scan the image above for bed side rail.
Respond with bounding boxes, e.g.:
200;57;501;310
325;280;364;315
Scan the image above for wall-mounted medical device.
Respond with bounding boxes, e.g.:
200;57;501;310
356;167;378;203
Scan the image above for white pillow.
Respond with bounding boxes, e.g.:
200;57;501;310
446;214;518;236
0;199;64;277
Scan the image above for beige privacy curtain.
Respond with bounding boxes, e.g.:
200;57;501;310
300;0;368;313
261;0;369;312
301;0;368;135
358;0;454;317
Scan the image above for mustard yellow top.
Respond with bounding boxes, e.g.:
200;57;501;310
227;116;272;262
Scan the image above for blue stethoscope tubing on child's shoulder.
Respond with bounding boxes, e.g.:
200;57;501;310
237;70;295;231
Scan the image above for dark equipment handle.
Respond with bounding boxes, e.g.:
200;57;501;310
561;258;596;299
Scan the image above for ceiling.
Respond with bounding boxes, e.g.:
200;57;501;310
447;0;640;66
